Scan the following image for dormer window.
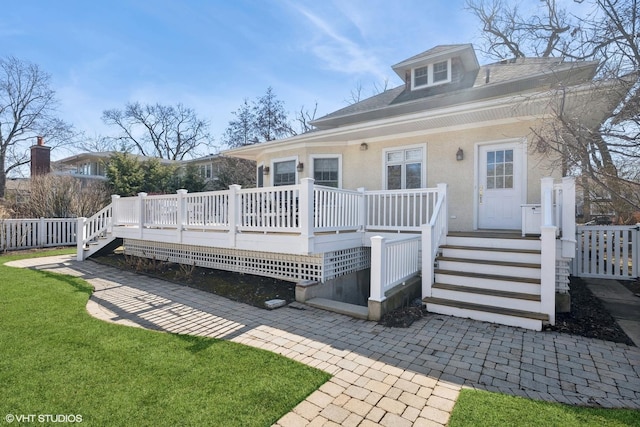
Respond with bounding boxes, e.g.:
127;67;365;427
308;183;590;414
410;58;452;90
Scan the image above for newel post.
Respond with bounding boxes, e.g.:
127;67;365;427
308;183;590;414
540;225;557;325
560;177;576;258
437;182;448;238
110;195;120;230
370;236;386;302
76;217;86;261
357;187;367;232
228;184;241;247
299;178;315;253
421;224;434;298
541;177;554;227
176;189;188;243
138;192;148;239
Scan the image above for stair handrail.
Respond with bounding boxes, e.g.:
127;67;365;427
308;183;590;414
421;183;448;299
82;203;113;246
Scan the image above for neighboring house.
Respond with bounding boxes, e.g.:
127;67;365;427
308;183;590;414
53;152;248;189
53;152;177;181
78;44;627;331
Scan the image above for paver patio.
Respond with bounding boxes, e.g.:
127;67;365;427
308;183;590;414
7;255;640;426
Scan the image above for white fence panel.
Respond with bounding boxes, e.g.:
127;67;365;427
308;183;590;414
1;218;77;251
573;225;639;279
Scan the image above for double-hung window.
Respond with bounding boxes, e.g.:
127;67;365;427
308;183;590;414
313;157;340;188
273;160;296;186
411;59;451;89
385;147;424;190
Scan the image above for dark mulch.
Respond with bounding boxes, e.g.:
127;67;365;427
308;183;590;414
92;252;296;309
378;300;429;328
544;277;634;345
381;278;636;346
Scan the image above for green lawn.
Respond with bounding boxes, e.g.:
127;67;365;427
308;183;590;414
449;389;640;427
0;249;330;426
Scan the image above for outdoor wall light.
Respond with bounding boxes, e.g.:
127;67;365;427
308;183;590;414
360;142;368;151
263;166;270;175
456;147;464;161
297;162;304;172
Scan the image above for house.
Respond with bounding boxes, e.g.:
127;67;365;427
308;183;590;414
78;44;627;331
53;151;252;190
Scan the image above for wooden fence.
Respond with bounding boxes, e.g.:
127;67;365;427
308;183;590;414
573;224;639;279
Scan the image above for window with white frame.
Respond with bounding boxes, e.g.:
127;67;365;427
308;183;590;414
411;58;452;89
273;160;296;186
385;147;424;190
313;157;340;188
199;164;212;179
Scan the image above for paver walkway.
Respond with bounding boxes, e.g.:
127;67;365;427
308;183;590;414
7;255;640;426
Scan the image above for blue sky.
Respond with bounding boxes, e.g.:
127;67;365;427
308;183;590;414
3;0;486;157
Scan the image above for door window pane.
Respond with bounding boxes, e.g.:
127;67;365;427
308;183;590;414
486;149;514;190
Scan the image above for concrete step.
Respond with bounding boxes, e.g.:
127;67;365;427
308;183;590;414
436;256;540;279
440;245;541;263
423;297;547;331
306;298;369;320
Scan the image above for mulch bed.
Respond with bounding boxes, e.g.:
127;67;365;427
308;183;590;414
92;252;296;309
544;277;635;345
380;278;636;346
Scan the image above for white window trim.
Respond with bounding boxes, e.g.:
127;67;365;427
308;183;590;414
257;162;264;188
411;58;452;90
309;154;342;188
271;156;298;187
382;143;427;190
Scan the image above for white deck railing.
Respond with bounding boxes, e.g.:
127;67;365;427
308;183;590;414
239;185;300;232
1;218;77;251
366;188;438;231
314;186;362;232
368;183;448;303
370;235;422;301
109;179;442;237
185;190;230;230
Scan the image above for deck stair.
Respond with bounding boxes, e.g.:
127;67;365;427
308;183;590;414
423;231;548;330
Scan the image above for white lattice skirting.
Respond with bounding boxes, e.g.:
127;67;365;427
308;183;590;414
124;239;370;283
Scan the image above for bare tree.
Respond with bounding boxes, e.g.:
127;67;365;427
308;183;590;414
18;174;110;218
345;78;391;105
102;102;213;160
293;102;318;134
0;56;74;198
466;0;640;219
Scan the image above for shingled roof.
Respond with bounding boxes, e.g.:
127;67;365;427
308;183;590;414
311;51;598;130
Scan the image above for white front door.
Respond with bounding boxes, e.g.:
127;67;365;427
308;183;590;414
477;142;524;229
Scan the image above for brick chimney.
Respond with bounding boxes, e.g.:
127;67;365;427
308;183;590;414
30;136;51;176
